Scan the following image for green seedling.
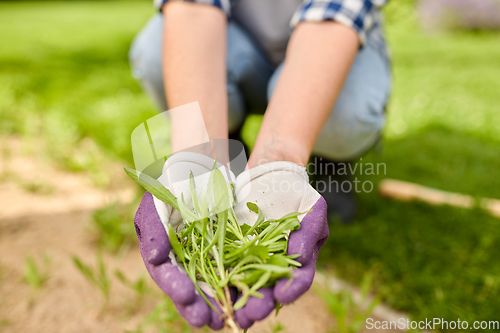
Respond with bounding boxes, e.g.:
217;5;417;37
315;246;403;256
115;269;151;311
20;181;54;195
23;254;51;290
125;166;304;332
0;319;12;328
128;297;191;333
91;201;136;253
269;321;286;333
72;252;111;308
317;272;380;333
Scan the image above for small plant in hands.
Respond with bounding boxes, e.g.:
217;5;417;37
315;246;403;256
125;166;305;332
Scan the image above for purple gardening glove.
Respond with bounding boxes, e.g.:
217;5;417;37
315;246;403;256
133;152;235;330
232;162;329;329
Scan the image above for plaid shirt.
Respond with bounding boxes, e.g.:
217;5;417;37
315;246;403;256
154;0;389;59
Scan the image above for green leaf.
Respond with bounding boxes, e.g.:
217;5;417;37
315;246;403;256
247;245;270;262
262;217;300;242
239;264;292;274
189;172;201;214
177;193;199;223
114;270;132;288
244;207;266;236
275;302;284;316
240;224;251;235
224;237;258;262
210;167;232;213
24;256;47;289
72;256;96;286
124;168;179;211
216;209;228;277
167;224;185;262
284;257;302;267
225;231;239;241
287;254;301;259
188;251;198;279
266;241;287;252
246;202;259;213
234;270;272;310
180;219;197;238
232;269;263;286
220;255;263;286
267;254;289;268
202;222;222;256
360;272;373;301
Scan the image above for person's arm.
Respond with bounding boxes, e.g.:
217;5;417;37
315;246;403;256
162;2;227;154
248;21;359;168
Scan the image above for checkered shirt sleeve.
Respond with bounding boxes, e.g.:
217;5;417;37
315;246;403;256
290;0;389;45
154;0;231;16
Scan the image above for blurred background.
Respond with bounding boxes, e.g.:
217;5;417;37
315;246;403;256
0;0;499;332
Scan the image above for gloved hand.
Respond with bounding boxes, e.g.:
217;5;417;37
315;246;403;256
133;152;235;330
232;162;329;329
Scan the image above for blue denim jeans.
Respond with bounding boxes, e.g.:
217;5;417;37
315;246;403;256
129;14;391;161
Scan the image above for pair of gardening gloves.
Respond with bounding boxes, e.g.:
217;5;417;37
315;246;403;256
133;152;329;330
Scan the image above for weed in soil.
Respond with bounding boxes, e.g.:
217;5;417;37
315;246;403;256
72;251;111;311
268;321;285;333
91;201;136;253
317;272;380;333
128;297;192;333
23;254;51;290
115;269;152;314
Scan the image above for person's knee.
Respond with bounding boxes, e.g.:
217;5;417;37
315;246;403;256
227;81;246;132
227;24;265;80
314;98;386;161
129;15;167;110
226;23;272;113
128;34;144;79
129;15;163;79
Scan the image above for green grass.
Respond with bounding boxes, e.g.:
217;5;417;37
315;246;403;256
322;189;500;322
384;17;500;145
1;0;499;330
0;1;157;166
318;1;500;327
321;129;500;326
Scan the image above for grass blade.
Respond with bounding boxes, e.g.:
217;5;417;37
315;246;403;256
124;168;179;211
167;224;185;263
